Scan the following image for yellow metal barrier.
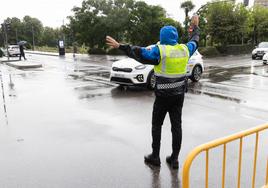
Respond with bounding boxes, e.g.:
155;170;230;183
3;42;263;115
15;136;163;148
182;123;268;188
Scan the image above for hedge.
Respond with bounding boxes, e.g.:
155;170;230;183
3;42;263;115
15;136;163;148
216;44;254;55
107;48;125;55
88;48;106;55
199;44;254;57
199;46;220;57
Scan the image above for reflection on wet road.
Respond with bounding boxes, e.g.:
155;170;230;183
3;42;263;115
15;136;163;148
0;54;267;188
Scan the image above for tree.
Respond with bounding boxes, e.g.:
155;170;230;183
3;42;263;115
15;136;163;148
40;27;60;47
250;5;268;44
180;0;195;19
127;2;167;45
21;16;43;46
206;1;251;46
68;0;180;49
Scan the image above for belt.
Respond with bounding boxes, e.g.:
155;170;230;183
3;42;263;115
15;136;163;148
157;80;185;90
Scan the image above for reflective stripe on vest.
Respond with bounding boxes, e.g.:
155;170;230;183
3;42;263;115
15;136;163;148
154;44;189;78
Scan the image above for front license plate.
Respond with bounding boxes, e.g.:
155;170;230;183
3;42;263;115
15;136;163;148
114;73;125;78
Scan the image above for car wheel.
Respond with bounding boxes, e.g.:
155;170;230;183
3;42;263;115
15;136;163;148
147;71;156;90
263;61;267;65
252;55;256;60
190;65;202;82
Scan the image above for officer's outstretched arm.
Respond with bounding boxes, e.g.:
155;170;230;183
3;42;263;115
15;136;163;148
106;36;159;65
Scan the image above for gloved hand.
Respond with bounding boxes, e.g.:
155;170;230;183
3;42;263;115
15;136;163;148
191;14;199;27
106;36;120;49
189;15;200;42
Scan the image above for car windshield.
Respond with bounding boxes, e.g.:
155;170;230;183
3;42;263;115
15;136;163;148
258;42;268;48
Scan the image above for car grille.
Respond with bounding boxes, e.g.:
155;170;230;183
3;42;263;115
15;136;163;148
112;67;132;73
110;77;133;84
257;51;264;54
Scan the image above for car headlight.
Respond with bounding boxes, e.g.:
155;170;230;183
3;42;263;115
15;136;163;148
252;49;257;54
135;65;146;70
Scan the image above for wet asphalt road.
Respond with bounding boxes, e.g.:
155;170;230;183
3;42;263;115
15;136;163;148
0;53;268;188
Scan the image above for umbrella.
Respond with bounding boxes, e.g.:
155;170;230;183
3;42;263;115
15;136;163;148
17;41;27;45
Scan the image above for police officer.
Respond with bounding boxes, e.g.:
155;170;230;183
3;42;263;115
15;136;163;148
106;16;200;169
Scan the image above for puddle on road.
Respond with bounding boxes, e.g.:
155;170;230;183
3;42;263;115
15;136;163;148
205;64;268;83
84;71;110;78
78;93;111;99
188;64;268;103
188;88;242;103
75;84;109;91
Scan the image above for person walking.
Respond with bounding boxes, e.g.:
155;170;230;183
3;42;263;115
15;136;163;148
19;44;26;61
106;16;200;169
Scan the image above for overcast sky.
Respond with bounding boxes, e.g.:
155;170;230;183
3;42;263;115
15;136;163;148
0;0;253;28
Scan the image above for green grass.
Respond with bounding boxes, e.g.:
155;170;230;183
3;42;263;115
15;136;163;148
34;46;88;54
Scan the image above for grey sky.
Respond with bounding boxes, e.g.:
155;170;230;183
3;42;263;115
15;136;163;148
0;0;253;28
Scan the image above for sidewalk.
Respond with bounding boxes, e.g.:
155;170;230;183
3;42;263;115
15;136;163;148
0;56;20;63
0;57;42;69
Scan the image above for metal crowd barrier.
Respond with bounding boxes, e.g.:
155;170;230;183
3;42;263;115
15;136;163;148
182;123;268;188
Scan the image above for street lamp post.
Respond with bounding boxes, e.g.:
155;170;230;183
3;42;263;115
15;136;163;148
2;22;10;61
15;28;18;43
32;25;35;51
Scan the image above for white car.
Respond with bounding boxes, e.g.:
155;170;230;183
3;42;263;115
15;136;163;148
263;53;268;65
110;51;204;89
252;42;268;60
2;45;20;57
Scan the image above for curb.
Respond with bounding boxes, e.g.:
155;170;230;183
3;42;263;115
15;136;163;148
25;51;59;57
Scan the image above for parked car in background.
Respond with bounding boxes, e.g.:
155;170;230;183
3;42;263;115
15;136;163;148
110;50;204;89
252;42;268;59
263;53;268;64
2;45;20;57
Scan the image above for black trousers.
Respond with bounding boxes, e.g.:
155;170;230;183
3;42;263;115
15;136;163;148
151;94;184;158
19;52;26;60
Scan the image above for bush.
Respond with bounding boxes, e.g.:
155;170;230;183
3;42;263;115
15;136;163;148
25;43;32;50
107;48;125;55
199;46;220;57
88;48;106;55
216;44;254;55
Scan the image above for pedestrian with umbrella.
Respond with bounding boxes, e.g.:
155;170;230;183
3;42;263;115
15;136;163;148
18;41;27;61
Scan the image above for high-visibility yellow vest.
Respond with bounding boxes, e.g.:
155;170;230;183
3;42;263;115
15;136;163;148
154;44;190;78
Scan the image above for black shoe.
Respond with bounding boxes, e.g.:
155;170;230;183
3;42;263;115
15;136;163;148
166;155;179;169
144;154;161;166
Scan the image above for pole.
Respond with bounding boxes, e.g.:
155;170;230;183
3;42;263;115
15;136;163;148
3;24;9;61
0;70;8;125
62;19;65;43
15;28;18;43
32;26;35;51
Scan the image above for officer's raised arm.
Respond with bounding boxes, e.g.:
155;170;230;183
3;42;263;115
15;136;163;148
186;15;200;57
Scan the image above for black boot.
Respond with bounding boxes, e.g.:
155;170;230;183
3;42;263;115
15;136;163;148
144;153;161;166
166;155;179;169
